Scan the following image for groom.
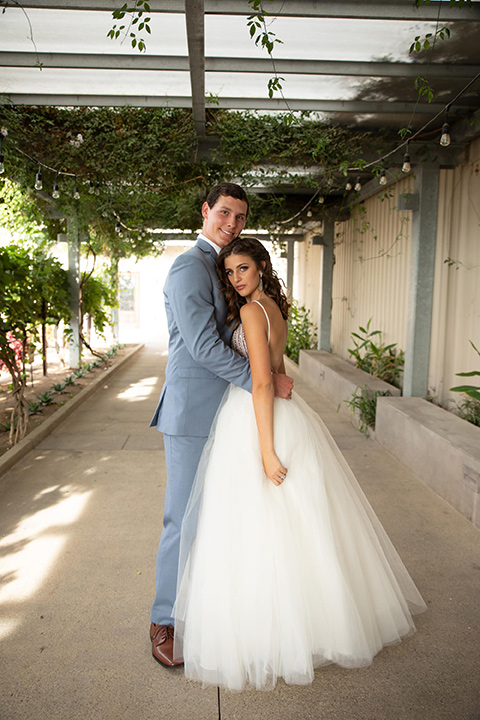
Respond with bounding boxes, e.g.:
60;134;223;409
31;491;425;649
149;182;293;667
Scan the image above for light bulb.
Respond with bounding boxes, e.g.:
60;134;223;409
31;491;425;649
89;181;95;194
0;154;4;174
440;123;451;147
35;167;43;190
402;145;411;173
319;196;325;204
73;186;80;200
115;221;122;234
379;169;387;185
345;181;352;191
307;210;312;217
95;182;100;196
354;177;362;192
52;184;60;199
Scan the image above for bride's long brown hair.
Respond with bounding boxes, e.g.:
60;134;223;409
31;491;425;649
217;237;290;328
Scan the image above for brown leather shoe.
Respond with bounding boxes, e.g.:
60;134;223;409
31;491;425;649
150;623;184;667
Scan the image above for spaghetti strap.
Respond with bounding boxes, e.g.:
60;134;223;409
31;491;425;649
253;300;270;344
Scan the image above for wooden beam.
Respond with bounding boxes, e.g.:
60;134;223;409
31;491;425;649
1;53;479;80
16;0;480;21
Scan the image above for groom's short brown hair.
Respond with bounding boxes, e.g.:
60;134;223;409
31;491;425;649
205;183;249;218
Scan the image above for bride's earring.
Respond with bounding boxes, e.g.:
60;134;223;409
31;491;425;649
258;272;264;292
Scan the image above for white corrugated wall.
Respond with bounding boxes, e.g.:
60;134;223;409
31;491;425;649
294;138;480;406
330;175;414;363
429;137;480;405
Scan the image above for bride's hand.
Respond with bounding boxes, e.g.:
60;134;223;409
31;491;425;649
262;451;288;486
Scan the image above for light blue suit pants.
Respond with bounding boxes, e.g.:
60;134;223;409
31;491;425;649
150;433;208;625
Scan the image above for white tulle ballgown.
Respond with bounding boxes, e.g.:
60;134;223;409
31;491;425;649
174;321;427;691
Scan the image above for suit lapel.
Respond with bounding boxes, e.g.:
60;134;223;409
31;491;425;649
196;237;219;267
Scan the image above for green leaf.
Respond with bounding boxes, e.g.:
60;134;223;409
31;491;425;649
450;384;480;395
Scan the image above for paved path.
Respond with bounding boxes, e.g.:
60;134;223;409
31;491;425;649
1;346;479;720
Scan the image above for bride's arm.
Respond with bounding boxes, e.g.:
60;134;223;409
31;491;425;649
241;303;288;486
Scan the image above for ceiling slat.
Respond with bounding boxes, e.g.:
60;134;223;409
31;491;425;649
15;0;480;21
1;94;467;114
1;53;479;80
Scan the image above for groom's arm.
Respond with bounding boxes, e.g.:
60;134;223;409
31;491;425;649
167;253;252;392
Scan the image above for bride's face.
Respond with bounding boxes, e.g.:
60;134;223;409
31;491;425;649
224;253;261;300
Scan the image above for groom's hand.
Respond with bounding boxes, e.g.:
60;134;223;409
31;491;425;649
272;373;294;400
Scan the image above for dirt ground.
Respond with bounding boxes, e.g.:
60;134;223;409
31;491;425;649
0;344;129;456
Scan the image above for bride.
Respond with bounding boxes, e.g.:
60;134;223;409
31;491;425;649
174;237;427;691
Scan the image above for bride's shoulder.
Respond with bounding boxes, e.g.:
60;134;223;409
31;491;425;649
239;301;262;321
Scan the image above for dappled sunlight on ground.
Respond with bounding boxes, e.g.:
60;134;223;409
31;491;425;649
116;376;158;402
0;486;92;627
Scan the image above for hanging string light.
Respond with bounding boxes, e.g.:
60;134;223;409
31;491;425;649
402;143;411;173
344;74;480;179
115;221;122;234
354;177;362;192
379;169;387;185
440;104;451;147
89;180;95;194
52;171;60;199
73;176;80;200
319;195;325;204
34;164;43;190
345;180;352;191
95;181;100;196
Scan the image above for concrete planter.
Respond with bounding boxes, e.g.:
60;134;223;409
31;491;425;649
297;349;400;432
376;397;480;529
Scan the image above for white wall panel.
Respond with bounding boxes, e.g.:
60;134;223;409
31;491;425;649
294;140;480;408
330;176;414;360
430;137;480;405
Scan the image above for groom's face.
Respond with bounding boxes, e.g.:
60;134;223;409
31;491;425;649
202;195;248;249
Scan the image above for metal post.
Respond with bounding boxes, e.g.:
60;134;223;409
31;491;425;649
403;165;440;397
67;222;81;369
318;219;334;351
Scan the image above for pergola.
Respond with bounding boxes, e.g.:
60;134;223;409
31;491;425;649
2;1;480;132
2;0;480;387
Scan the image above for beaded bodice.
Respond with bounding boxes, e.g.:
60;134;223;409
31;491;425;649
232;323;249;358
231;301;271;360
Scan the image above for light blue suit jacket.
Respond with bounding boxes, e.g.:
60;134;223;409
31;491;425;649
150;237;252;437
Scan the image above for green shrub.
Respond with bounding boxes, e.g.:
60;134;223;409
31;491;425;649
456;396;480;427
348;318;404;388
344;385;392;436
450;340;480;427
28;401;42;416
285;301;318;364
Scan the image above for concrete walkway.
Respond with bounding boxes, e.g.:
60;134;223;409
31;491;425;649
1;346;479;720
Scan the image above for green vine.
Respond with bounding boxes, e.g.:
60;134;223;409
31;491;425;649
107;0;151;51
0;105;383;247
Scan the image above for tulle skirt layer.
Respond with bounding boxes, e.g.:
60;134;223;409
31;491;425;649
174;386;426;691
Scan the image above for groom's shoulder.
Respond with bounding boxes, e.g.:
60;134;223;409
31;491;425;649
173;241;210;268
